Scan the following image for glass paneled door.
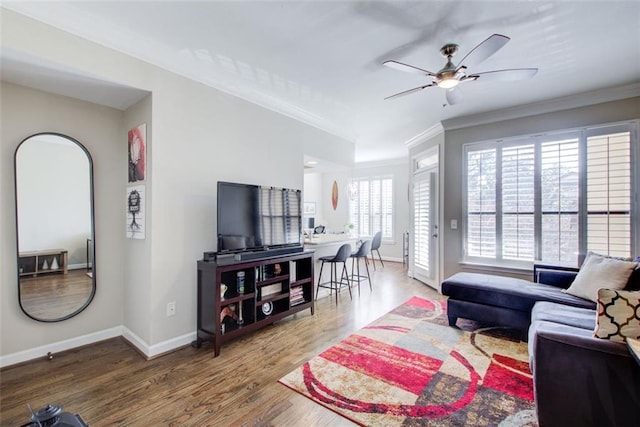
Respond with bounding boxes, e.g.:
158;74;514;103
412;148;439;288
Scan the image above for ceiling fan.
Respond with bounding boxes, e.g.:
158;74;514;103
383;34;538;105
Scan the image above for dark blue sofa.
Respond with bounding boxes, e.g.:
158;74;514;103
529;301;640;426
441;263;640;426
441;268;595;340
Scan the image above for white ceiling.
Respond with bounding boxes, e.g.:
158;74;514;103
2;1;640;163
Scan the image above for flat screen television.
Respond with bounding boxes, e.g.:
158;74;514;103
217;181;302;253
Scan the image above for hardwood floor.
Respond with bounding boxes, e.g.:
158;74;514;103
1;262;444;426
19;269;93;320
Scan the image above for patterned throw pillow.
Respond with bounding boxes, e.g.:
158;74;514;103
594;289;640;343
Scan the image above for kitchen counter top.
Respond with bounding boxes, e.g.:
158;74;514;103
303;234;359;246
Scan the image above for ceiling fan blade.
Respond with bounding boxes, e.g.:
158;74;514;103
383;60;435;76
457;34;510;69
445;87;462;105
384;83;436;100
470;68;538;82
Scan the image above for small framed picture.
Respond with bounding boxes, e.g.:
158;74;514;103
128;123;146;183
126;185;145;239
304;202;316;215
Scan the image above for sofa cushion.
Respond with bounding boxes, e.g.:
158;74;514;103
528;319;640;427
565;252;638;302
532;301;596;330
536;268;579;288
627;256;640;291
528;319;631;364
442;272;596;313
594;288;640;343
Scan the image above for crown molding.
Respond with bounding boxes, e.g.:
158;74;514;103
355;157;409;169
442;83;640;131
403;122;445;148
199;79;358;143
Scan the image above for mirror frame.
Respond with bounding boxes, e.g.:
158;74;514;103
14;132;96;322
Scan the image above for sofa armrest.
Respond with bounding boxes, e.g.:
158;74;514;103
533;263;579;288
529;321;640;427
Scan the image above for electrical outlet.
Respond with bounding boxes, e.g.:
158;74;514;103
166;302;176;317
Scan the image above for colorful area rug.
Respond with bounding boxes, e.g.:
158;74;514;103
279;296;537;426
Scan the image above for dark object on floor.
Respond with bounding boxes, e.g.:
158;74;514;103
21;403;88;427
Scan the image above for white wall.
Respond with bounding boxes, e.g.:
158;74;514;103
1;9;355;363
320;170;351;233
303;172;325;227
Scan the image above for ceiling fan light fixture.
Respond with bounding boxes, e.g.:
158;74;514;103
437;77;460;89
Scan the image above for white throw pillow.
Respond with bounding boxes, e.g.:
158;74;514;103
564;252;637;302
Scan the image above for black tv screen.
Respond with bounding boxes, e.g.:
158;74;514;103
217;181;302;252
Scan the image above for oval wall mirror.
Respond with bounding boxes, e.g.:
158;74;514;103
15;133;96;322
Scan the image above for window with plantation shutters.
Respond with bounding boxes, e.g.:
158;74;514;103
464;122;637;267
541;138;579;263
586;131;632;258
349;177;393;240
502;144;535;260
413;174;431;273
466;148;496;258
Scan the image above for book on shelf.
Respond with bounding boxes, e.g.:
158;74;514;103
290;285;305;305
255;265;265;282
260;282;282;299
289;261;297;282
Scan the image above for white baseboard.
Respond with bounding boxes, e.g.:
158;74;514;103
68;263;89;270
368;255;404;264
148;331;197;358
120;326;150;356
121;326;196;359
380;256;403;263
0;326;121;368
1;326;199;368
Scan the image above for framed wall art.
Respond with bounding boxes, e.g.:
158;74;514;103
126;184;146;239
128;123;146;183
303;202;316;215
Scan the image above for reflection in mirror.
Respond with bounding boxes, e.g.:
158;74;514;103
15;133;95;322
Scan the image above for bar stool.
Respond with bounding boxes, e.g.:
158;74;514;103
370;231;384;270
315;243;353;304
349;240;372;295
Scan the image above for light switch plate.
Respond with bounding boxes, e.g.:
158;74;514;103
451;219;458;230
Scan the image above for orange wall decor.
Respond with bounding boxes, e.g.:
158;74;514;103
331;180;338;211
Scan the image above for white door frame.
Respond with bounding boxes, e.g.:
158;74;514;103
410;146;440;289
